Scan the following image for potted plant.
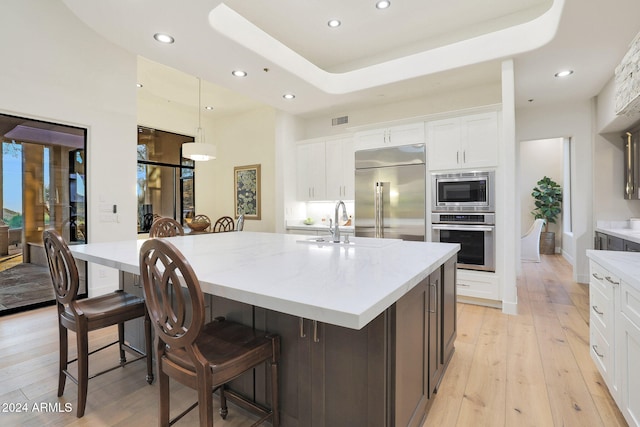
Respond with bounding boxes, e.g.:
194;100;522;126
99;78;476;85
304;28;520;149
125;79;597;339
531;176;562;254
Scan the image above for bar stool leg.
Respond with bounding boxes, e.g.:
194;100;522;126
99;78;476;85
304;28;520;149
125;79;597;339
144;311;153;383
57;324;68;397
76;326;89;418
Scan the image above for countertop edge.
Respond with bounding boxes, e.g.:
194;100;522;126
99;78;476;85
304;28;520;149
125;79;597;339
586;249;640;291
595;227;640;245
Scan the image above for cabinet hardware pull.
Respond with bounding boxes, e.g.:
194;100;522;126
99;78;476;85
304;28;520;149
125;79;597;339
456;151;459;164
313;320;320;343
463;150;466;163
457;283;471;287
592;273;603;280
605;276;620;285
592;305;604;316
429;283;437;313
592;345;604;358
299;317;306;338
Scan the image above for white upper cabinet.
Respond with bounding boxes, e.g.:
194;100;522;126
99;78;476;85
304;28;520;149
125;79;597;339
354;122;425;151
296;136;354;202
296;141;326;201
427;111;499;171
325;138;354;200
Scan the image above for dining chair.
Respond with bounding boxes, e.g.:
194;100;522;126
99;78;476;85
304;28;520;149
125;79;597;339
139;238;280;427
42;229;153;418
212;216;234;232
149;217;184;237
236;214;245;231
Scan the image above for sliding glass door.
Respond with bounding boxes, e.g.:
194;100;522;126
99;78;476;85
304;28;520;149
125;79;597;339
0;113;86;315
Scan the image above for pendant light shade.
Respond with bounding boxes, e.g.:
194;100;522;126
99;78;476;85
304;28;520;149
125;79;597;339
182;77;216;161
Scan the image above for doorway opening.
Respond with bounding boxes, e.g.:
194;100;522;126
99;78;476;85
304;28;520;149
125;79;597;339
519;137;572;259
0;113;87;315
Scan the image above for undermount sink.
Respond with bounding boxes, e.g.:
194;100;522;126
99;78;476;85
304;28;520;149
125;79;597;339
296;237;401;248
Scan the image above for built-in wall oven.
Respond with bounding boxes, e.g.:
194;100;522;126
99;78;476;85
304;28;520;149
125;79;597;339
432;212;495;272
431;170;496;272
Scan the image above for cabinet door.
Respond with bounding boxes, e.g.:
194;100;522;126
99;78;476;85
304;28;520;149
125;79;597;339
441;258;457;372
394;277;429;427
607;235;624;251
427;269;441;396
354;128;386;151
386;122;425;147
297;142;326;201
325;138;354;200
427;118;461;170
620;311;640;427
309;319;386;427
460;112;498;168
260;311;313;426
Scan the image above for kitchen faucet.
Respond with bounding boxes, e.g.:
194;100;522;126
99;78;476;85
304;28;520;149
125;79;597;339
331;200;349;243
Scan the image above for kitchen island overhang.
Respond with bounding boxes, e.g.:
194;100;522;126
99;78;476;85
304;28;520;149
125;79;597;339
69;231;459;330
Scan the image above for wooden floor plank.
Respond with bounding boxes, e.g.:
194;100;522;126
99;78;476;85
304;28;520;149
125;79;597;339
455;307;508;427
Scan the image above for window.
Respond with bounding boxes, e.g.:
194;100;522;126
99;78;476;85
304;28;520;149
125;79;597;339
137;127;194;233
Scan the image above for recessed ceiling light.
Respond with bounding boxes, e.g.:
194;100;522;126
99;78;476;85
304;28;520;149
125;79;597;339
205;106;214;110
283;93;295;100
554;70;574;78
136;83;143;88
327;19;341;28
232;70;247;77
153;33;174;44
376;1;391;9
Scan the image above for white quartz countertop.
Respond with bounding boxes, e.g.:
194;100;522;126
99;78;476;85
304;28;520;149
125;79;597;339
69;232;459;330
595;226;640;245
586;249;640;292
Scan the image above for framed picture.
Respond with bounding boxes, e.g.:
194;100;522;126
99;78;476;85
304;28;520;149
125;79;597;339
234;164;261;220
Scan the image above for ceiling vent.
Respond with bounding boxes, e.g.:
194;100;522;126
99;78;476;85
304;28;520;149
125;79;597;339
331;116;348;126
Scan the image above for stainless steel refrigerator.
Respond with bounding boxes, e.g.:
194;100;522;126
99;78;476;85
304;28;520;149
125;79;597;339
355;144;426;241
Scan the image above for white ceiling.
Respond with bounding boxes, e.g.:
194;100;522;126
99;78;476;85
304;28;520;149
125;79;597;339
61;0;640;123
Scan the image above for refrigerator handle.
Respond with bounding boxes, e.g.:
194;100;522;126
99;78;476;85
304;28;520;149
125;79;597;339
375;182;384;238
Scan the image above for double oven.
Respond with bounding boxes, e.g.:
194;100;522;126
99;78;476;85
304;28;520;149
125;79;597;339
431;171;495;272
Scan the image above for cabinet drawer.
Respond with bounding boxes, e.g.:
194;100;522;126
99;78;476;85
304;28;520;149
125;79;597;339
590;261;618;298
621;281;640;329
590;324;612;381
456;275;499;301
590;283;613;337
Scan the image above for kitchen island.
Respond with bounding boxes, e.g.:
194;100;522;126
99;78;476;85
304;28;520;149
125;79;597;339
70;232;459;427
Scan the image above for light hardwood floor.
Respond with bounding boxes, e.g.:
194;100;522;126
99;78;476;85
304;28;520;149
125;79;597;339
0;255;627;426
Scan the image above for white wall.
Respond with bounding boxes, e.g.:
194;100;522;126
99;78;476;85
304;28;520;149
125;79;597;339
0;0;138;295
516;101;593;283
195;107;277;232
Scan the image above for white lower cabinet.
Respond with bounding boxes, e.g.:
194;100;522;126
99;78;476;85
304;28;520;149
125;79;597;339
620;281;640;426
589;258;640;427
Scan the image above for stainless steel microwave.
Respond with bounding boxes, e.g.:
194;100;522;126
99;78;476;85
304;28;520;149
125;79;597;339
432;171;495;212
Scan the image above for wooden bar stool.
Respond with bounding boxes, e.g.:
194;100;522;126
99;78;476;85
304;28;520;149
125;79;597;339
42;230;153;418
139;238;280;427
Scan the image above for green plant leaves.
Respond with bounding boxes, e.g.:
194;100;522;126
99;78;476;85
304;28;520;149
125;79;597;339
531;176;562;231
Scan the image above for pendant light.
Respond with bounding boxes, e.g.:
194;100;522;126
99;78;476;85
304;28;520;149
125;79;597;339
182;77;217;161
